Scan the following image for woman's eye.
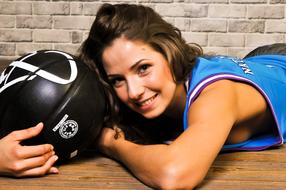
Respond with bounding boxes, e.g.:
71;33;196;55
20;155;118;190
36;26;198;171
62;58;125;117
138;64;150;75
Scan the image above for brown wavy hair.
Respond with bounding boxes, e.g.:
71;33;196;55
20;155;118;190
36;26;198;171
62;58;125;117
80;3;202;81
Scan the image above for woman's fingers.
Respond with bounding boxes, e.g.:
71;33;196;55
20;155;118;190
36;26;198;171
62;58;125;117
6;122;55;160
17;144;54;159
5;149;58;176
0;123;60;177
14;150;57;172
15;155;59;177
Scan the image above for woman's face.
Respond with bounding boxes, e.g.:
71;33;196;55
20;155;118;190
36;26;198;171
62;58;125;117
102;37;177;119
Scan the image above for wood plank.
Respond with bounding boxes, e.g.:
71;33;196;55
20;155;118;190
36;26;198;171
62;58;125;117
1;146;286;189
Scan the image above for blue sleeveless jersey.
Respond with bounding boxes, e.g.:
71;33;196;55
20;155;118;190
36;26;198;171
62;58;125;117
183;55;286;151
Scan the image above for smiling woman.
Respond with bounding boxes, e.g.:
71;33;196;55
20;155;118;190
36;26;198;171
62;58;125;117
80;3;286;189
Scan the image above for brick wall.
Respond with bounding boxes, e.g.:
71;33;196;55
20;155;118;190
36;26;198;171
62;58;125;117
0;0;285;61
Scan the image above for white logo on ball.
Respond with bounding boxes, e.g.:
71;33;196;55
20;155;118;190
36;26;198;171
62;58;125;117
53;114;79;139
59;120;78;139
0;50;78;94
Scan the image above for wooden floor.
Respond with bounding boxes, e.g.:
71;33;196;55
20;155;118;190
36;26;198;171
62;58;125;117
1;145;286;190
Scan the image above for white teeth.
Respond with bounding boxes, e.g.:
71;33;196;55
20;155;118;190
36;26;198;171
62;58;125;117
140;95;156;106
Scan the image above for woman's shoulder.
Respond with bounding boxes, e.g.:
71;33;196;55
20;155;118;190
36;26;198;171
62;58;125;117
190;78;267;124
187;79;237;120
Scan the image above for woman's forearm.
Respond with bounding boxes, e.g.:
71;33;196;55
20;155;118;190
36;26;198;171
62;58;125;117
112;138;204;189
112;139;172;188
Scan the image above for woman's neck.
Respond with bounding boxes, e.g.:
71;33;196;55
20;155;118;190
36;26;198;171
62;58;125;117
163;83;187;120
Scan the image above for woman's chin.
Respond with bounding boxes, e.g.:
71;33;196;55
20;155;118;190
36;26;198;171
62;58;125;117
138;107;165;119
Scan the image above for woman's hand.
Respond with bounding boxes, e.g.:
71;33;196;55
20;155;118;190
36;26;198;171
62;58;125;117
0;123;59;177
97;126;125;160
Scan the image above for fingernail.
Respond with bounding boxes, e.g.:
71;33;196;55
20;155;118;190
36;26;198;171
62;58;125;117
51;167;59;174
54;155;58;161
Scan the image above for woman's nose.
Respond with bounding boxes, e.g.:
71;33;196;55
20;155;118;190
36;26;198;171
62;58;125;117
127;79;144;100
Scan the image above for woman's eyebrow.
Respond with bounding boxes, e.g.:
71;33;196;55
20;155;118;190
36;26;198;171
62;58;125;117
129;59;149;70
107;58;150;77
107;73;121;78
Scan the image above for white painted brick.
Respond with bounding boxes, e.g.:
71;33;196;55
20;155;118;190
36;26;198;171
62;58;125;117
0;30;32;42
155;4;208;17
150;0;173;2
0;2;16;15
72;31;83;43
228;47;254;57
182;32;208;46
102;0;136;2
188;0;228;3
83;3;104;16
209;5;246;18
184;4;208;18
54;16;94;30
247;5;285;19
246;34;284;47
16;16;52;29
230;0;267;3
54;44;81;55
71;3;83;15
155;4;186;17
16;2;32;15
0;2;31;15
266;20;286;33
0;0;285;60
270;0;286;3
0;43;16;56
171;0;188;2
33;2;70;15
0;16;15;28
203;47;228;56
33;30;70;43
174;18;190;31
16;43;53;56
228;20;264;33
191;19;227;32
209;33;245;47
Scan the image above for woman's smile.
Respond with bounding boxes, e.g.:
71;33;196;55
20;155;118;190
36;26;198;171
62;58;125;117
135;94;158;110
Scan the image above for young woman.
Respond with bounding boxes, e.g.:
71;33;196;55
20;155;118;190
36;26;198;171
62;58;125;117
80;3;286;189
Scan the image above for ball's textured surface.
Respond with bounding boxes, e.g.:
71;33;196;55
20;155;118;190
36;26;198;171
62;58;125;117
0;50;106;162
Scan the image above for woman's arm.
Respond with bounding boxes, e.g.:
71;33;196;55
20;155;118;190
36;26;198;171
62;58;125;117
0;123;59;177
98;80;238;189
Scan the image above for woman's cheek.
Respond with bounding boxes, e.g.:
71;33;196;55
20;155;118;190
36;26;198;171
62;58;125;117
115;87;128;103
145;73;158;85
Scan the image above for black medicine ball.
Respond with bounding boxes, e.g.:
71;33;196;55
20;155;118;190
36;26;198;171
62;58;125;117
0;50;106;162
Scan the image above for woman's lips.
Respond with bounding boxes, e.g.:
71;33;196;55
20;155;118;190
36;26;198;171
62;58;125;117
136;94;158;108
